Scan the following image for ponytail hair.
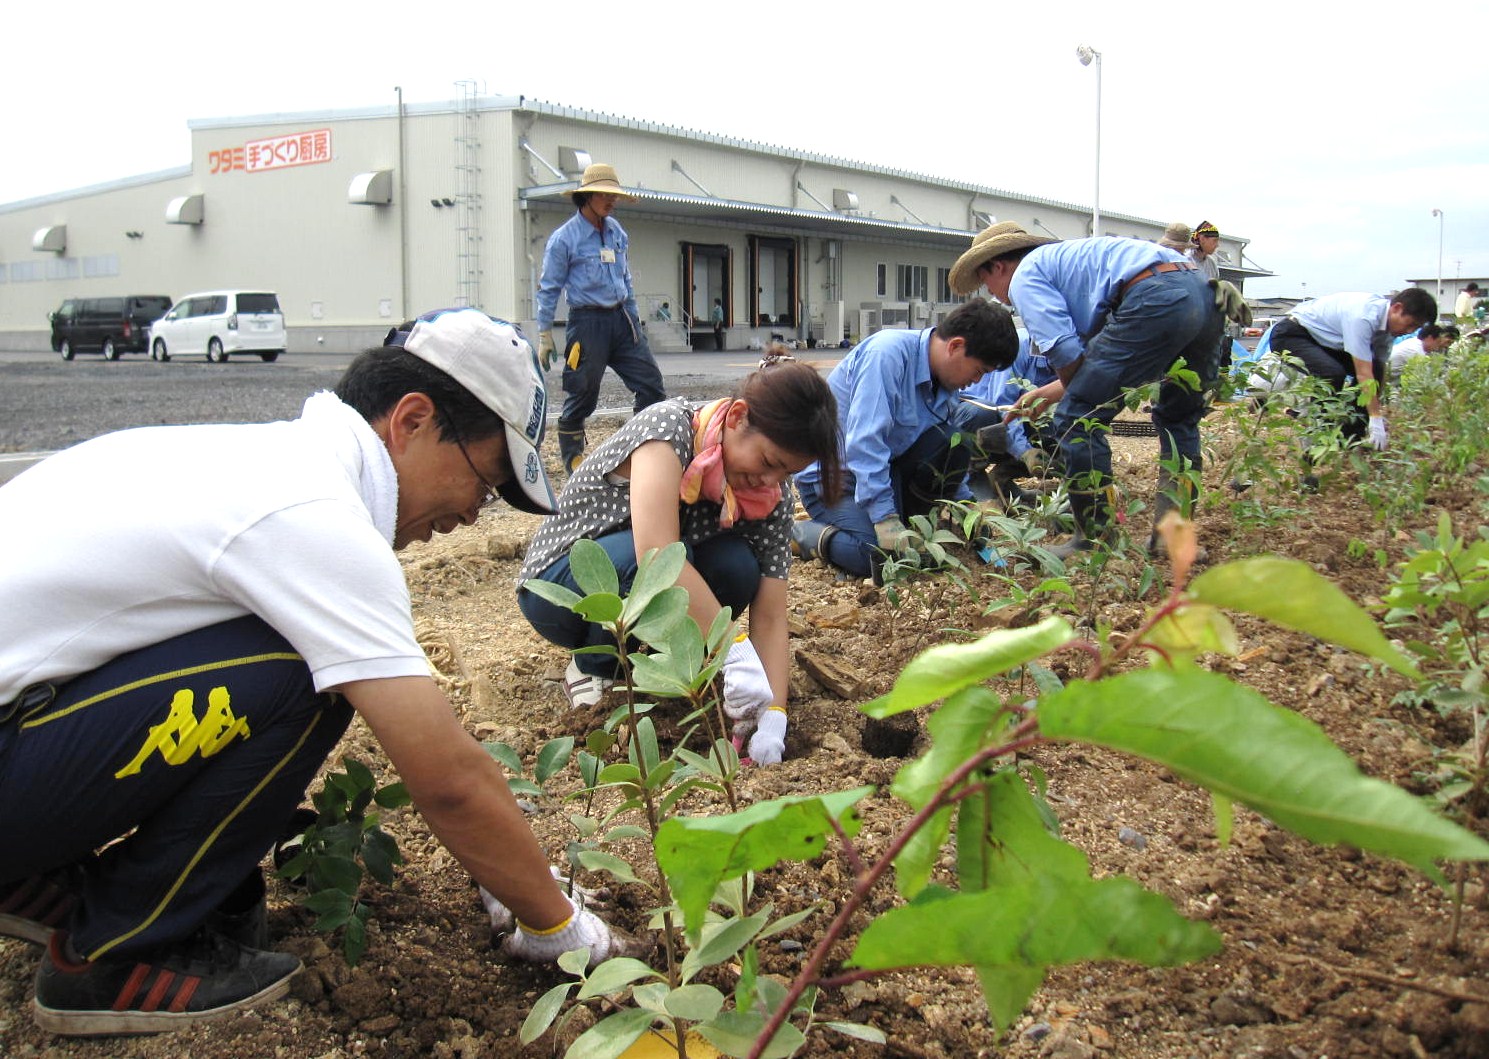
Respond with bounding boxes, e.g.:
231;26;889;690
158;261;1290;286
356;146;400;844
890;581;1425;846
737;350;843;503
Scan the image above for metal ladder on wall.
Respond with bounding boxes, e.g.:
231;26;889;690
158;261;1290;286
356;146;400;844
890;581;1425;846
454;80;482;309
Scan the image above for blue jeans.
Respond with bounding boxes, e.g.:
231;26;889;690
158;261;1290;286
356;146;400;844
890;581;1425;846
1053;269;1222;496
559;306;667;429
796;403;1000;579
518;531;761;678
0;616;350;959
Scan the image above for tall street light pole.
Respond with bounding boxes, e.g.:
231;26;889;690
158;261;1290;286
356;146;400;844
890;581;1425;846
1076;44;1102;237
1432;208;1444;311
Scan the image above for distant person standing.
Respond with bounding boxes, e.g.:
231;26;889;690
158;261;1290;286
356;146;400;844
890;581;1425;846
536;163;667;474
1188;221;1221;281
710;298;726;351
1455;283;1481;321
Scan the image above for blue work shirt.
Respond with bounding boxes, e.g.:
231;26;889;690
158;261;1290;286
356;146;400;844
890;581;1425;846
1289;292;1391;363
536;210;639;333
1009;237;1187;371
796;328;972;523
960;330;1056;457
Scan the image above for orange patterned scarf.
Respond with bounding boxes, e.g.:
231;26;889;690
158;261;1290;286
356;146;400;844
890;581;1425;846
679;399;781;528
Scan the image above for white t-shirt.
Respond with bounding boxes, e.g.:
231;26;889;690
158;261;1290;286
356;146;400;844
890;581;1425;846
0;395;426;702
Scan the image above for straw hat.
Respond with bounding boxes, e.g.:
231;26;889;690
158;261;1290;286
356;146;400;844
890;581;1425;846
1159;222;1192;251
572;163;636;202
949;222;1058;295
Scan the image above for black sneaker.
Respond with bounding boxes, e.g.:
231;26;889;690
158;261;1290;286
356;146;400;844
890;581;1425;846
0;871;81;945
33;929;301;1036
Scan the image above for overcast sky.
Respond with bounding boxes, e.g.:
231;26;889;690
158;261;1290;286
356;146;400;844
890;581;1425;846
8;2;1485;301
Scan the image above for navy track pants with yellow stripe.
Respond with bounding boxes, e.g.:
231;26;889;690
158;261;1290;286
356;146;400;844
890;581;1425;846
0;615;352;960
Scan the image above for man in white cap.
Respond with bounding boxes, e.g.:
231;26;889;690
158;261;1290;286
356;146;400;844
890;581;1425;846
536;163;667;473
0;309;637;1037
950;222;1224;556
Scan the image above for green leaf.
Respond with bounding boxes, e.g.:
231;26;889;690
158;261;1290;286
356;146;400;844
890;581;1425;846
569;538;621;597
655;788;873;936
696;1010;806;1059
756;904;820;942
852;775;1220;979
521;577;582;612
864;616;1076;717
576;849;649;889
342;910;367;967
575;593;625;625
576;957;662;1000
1188;556;1420;679
343;757;374;791
483;741;524;775
892;805;952;901
823;1020;889;1044
623;542;688;622
373;782;411;809
536;737;576;784
309;853;363;896
361;828;400;885
564;1007;655;1059
557;948;591;977
1037;668;1489;880
976;966;1045;1036
630;586;692;647
627;652;696;699
680;912;769;981
519;982;574;1044
663;983;726;1021
1212;792;1235;846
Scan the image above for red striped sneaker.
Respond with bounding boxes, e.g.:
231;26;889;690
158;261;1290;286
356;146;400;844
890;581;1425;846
33;929;301;1036
0;872;80;945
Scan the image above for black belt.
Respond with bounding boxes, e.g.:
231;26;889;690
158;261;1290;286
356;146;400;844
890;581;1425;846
569;303;625;314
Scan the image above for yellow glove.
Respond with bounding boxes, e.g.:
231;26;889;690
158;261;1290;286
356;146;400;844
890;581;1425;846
538;331;557;372
1213;281;1252;327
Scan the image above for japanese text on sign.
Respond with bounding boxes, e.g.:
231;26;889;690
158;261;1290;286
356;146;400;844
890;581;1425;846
209;129;333;175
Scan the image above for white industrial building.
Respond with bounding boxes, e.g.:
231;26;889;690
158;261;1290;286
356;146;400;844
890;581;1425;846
0;87;1265;354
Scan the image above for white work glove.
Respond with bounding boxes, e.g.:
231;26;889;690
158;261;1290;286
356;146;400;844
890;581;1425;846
746;708;788;765
874;516;910;553
722;639;774;721
1368;416;1388;451
500;895;616;967
538;330;557;372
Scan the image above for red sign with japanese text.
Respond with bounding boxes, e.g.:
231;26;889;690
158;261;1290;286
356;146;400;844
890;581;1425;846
208;129;333;175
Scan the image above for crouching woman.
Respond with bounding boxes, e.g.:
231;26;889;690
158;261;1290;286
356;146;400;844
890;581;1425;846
516;355;841;764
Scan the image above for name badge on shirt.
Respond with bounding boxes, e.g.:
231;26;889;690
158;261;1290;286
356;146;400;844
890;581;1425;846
600;248;617;264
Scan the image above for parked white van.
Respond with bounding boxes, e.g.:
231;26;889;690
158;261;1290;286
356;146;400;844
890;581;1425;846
148;291;286;363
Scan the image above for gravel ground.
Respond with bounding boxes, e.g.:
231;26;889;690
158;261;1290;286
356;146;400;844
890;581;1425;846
0;357;736;455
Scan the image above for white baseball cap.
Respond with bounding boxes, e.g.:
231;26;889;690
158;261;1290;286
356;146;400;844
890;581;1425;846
389;308;556;515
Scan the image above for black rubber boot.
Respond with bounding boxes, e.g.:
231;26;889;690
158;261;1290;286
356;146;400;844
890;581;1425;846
988;460;1033;508
790;520;839;562
557;426;586;475
1147;465;1208;561
1047;488;1111;560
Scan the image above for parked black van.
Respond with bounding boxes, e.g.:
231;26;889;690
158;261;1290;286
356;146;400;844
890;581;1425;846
49;296;173;360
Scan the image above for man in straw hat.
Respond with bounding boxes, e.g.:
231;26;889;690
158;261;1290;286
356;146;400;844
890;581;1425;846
950;222;1224;557
0;309;641;1036
537;163;667;474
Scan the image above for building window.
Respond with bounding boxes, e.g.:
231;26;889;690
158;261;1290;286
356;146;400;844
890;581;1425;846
896;264;928;302
937;267;956;303
876;263;887;298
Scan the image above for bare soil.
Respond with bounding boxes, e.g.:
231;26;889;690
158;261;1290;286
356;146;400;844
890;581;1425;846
4;414;1487;1059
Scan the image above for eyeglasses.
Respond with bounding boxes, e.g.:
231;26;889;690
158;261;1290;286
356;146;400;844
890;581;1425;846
453;435;504;510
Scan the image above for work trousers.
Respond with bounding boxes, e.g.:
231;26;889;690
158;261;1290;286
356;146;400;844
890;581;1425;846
518;531;762;678
558;305;667;431
0;616;350;960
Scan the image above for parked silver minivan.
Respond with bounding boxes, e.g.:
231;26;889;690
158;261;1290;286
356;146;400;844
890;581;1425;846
148;291;286;363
